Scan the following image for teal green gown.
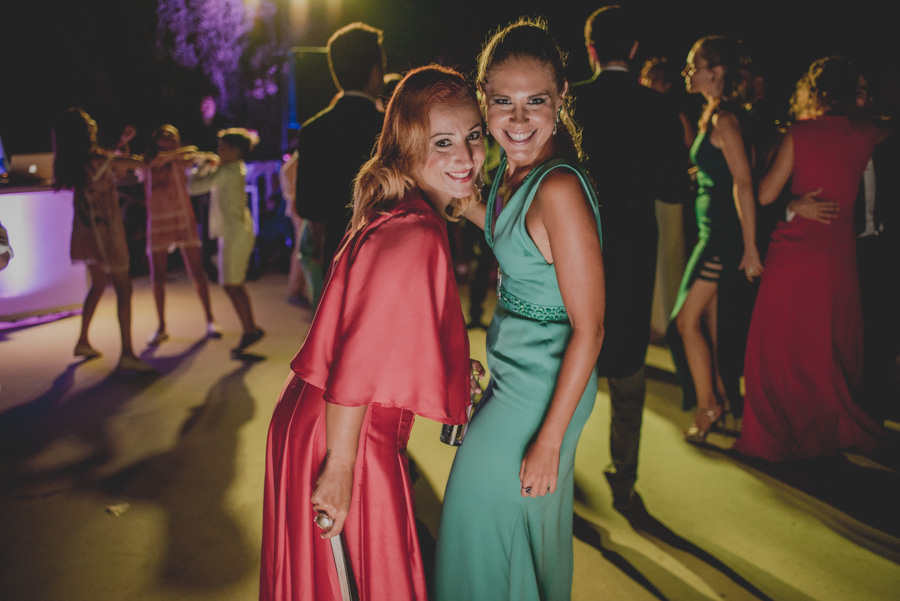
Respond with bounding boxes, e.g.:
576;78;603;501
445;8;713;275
435;156;602;601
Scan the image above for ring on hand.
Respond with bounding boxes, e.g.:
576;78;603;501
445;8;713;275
314;512;334;530
748;268;757;275
523;486;533;493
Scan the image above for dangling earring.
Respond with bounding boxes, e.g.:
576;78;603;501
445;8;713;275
474;169;486;193
553;108;561;136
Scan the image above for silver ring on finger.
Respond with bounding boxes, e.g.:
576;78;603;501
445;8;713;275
314;511;334;530
523;486;532;493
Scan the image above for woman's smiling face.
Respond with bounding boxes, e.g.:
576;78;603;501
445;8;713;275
482;56;566;168
412;98;485;206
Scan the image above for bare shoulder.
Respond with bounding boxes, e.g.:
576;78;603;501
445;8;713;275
712;108;741;132
534;167;590;212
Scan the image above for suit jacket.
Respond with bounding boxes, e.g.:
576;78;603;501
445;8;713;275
574;70;691;377
295;94;384;266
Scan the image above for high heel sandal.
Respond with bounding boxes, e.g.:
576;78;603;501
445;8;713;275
683;406;723;444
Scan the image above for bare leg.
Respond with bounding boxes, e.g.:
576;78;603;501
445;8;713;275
675;274;723;438
224;284;256;334
76;263;108;350
181;245;215;323
703;292;730;410
109;270;138;359
107;270;154;372
149;250;169;334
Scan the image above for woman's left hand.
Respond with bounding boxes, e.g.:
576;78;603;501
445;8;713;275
739;249;764;282
119;125;137;146
311;460;354;540
519;440;560;498
470;359;485;397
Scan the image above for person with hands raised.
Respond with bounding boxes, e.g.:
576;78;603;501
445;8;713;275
141;125;221;346
53;108;154;373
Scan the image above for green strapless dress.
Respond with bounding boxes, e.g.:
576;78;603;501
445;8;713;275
435;156;602;601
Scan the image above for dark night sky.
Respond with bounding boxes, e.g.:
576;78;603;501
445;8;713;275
1;0;897;156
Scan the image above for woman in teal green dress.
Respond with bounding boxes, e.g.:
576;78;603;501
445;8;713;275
435;19;605;601
667;36;764;442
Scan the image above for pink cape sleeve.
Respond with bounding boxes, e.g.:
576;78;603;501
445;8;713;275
289;199;471;424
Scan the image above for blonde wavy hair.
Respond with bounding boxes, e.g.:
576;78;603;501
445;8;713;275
790;56;861;120
350;64;483;232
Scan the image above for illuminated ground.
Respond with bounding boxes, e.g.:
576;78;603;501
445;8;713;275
1;270;897;600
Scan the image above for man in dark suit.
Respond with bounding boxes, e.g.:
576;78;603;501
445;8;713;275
575;5;691;513
858;136;900;422
295;22;385;268
855;72;900;422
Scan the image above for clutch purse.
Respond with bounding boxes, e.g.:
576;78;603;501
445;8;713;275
440;393;475;446
330;534;360;601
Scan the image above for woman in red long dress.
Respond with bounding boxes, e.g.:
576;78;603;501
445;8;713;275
259;65;486;601
734;57;886;461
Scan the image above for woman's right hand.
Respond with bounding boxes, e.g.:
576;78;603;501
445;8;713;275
790;188;837;224
310;459;354;540
739;247;764;282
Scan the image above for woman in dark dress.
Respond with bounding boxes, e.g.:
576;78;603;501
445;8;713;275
667;36;764;443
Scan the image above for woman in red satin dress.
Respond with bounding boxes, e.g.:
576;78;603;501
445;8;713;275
734;57;886;461
259;65;486;601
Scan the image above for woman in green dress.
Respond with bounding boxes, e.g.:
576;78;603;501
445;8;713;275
435;19;605;601
667;36;764;442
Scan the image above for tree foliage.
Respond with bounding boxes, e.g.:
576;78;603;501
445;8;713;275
156;0;250;97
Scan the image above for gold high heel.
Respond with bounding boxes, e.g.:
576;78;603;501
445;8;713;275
683;406;723;444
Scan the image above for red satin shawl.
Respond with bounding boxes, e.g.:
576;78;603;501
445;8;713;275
290;192;471;424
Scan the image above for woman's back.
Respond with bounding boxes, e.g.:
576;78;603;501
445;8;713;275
773;115;880;257
791;115;879;217
736;114;884;461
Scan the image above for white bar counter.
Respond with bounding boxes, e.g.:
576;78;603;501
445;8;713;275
0;186;87;321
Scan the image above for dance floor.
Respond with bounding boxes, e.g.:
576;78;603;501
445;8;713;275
1;270;897;600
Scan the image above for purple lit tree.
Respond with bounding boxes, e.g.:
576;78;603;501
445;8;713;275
155;0;249;102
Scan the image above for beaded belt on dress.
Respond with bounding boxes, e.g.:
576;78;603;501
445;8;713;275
497;284;569;323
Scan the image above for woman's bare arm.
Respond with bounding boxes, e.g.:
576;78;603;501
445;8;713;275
713;110;763;280
460;200;487;231
758;130;794;206
311;403;368;539
518;170;605;498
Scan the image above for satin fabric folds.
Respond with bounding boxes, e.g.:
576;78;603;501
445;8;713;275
260;192;471;601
